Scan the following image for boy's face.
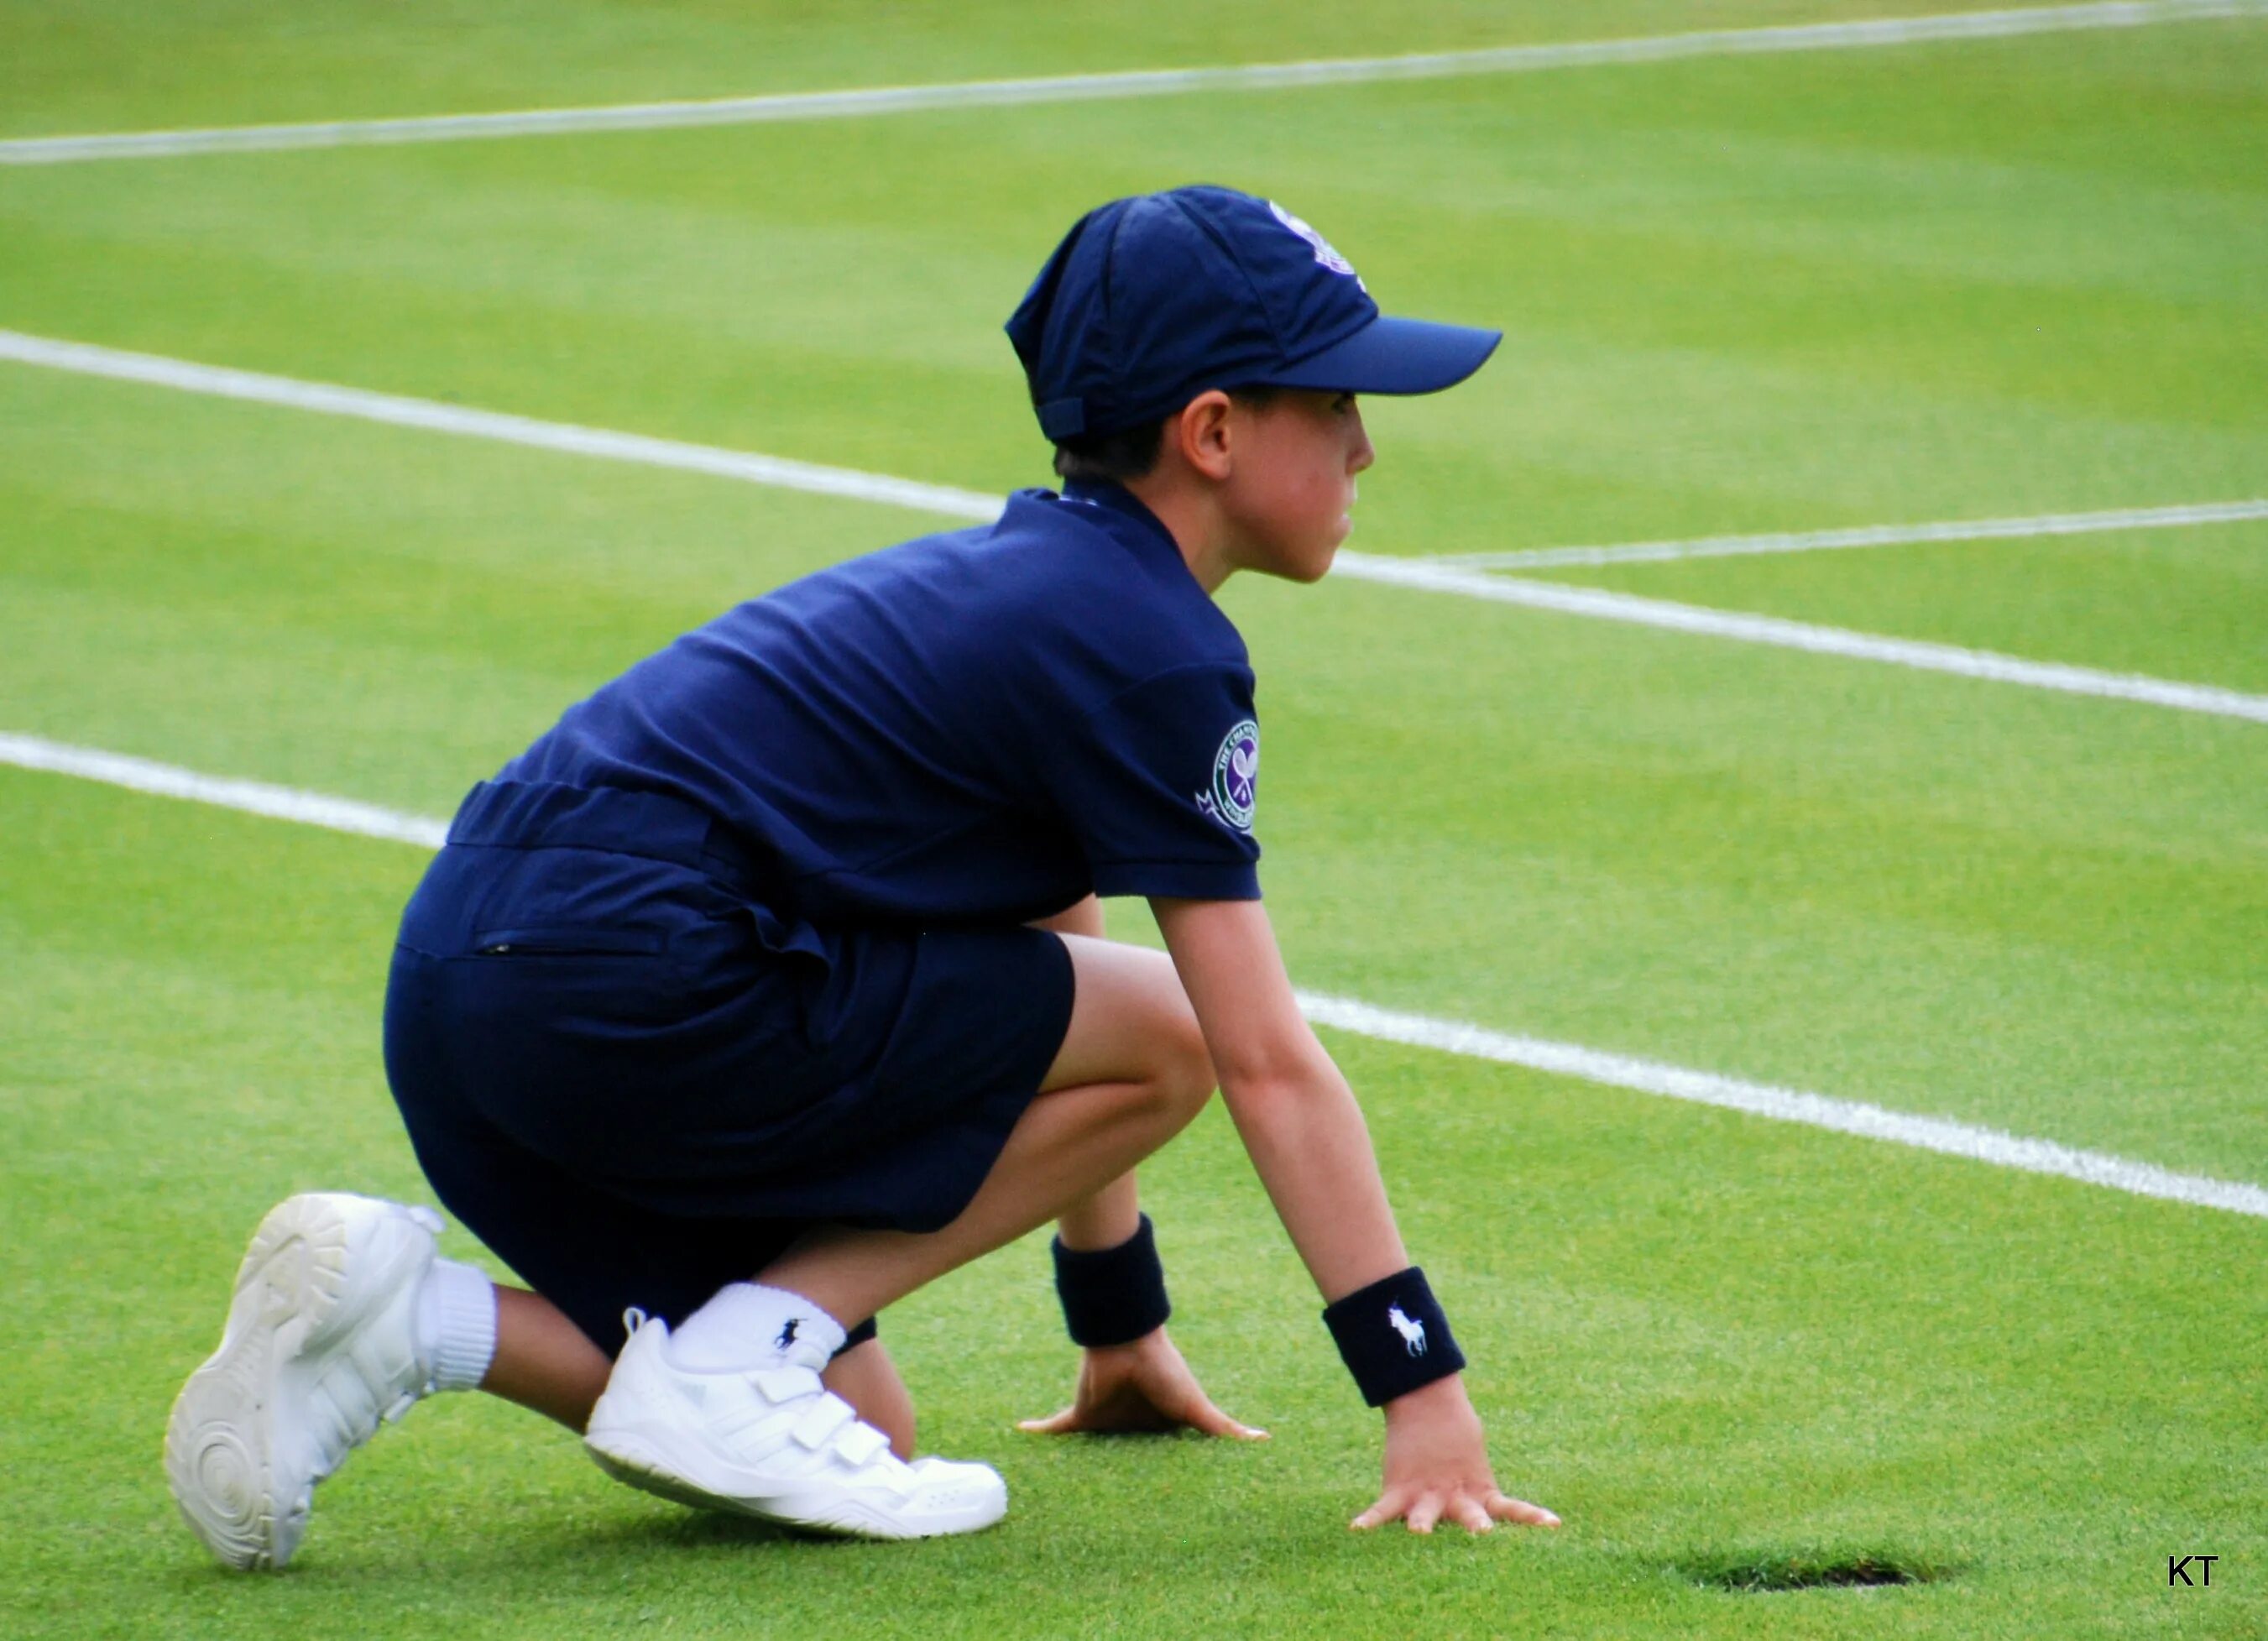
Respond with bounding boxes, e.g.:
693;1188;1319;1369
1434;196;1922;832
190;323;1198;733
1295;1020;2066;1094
1220;389;1376;583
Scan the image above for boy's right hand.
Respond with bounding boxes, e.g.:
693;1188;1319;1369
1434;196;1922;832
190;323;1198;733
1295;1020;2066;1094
1016;1326;1267;1440
1352;1375;1560;1534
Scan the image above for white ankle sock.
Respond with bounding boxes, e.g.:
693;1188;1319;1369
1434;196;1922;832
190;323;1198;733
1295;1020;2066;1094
668;1282;846;1370
415;1257;498;1393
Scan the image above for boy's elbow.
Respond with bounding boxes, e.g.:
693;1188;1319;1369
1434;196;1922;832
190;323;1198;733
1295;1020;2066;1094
1215;1032;1342;1119
1220;1074;1300;1129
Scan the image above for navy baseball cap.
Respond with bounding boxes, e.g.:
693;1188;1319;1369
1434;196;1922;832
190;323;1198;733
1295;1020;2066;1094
1006;184;1500;441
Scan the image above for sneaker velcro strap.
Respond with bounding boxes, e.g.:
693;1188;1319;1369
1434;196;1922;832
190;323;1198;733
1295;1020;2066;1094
750;1367;823;1404
791;1393;859;1450
833;1424;891;1466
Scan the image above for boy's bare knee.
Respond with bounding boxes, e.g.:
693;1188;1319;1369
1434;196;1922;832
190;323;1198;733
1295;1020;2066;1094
1154;1007;1215;1127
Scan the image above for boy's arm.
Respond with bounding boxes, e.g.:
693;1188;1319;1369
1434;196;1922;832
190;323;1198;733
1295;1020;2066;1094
1019;892;1264;1441
1152;895;1560;1534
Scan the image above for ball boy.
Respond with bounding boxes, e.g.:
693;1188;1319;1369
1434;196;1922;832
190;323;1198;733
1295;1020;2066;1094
165;184;1560;1564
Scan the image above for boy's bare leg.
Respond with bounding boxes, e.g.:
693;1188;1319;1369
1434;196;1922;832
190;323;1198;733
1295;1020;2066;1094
759;933;1211;1332
1030;897;1144;1255
821;1338;917;1458
480;1287;613;1429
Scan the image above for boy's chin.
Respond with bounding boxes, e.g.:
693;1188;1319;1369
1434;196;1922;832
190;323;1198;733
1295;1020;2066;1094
1235;517;1346;583
1279;540;1341;584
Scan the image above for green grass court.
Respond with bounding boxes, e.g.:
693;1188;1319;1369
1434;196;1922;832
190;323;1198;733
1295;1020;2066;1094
3;3;2263;1634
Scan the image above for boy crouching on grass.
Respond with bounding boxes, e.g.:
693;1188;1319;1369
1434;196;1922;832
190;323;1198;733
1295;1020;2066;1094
165;184;1560;1562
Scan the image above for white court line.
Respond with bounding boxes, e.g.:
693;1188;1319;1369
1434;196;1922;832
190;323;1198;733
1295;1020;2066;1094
1437;499;2268;570
0;733;447;848
1295;993;2268;1220
3;729;2261;1220
1328;553;2268;723
8;327;2264;726
0;331;1000;522
3;2;2261;165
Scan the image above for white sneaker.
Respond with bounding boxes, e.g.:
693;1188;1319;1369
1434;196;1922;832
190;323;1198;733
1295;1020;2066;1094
165;1193;442;1570
583;1312;1007;1539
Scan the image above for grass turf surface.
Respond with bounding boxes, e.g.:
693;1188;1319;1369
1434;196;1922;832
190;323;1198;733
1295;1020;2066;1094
3;3;2264;1635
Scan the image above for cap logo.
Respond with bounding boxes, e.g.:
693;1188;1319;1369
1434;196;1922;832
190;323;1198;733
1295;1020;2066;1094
1268;201;1364;290
1196;719;1260;834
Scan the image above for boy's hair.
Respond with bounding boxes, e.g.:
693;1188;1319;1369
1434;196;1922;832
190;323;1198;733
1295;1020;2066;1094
1051;386;1281;483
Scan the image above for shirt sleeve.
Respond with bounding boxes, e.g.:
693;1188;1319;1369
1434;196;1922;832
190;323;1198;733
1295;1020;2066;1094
1049;661;1263;901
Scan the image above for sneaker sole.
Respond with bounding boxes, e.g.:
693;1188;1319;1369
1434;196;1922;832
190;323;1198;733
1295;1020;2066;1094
164;1194;435;1570
584;1429;1006;1541
165;1195;358;1569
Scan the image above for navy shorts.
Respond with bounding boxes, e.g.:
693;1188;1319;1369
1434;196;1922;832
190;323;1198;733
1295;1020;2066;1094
382;781;1077;1354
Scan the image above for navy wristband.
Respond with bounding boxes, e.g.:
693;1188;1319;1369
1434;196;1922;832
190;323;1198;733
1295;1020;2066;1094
1321;1267;1465;1408
1052;1214;1172;1346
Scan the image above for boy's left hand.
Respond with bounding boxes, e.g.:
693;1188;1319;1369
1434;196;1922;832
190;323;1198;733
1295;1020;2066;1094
1016;1327;1267;1440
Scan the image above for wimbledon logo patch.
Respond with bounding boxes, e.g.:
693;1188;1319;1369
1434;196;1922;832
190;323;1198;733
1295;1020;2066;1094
1267;201;1365;290
1197;719;1260;834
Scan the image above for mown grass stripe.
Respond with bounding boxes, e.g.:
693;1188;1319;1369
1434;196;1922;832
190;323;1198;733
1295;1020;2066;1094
1436;499;2268;570
8;327;2262;724
5;730;2262;1220
2;2;2261;165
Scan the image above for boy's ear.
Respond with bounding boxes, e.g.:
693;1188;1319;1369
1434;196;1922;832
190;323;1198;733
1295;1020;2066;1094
1171;391;1236;482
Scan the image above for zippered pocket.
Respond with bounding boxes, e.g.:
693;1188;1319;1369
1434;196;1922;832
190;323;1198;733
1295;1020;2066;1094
470;926;667;958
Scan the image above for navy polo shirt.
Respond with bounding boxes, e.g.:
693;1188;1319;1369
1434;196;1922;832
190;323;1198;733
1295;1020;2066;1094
499;480;1262;926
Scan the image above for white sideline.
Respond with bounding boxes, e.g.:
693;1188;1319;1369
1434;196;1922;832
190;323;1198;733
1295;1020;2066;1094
3;729;2261;1220
1329;553;2268;724
1295;994;2268;1220
3;2;2262;165
1436;499;2268;570
8;327;2264;725
0;332;1001;522
0;733;447;848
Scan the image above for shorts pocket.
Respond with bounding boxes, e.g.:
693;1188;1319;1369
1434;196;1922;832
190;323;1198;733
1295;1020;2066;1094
469;926;668;958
